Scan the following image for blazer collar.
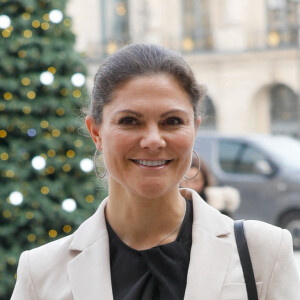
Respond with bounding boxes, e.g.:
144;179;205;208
182;188;234;300
68;197;114;300
67;190;234;300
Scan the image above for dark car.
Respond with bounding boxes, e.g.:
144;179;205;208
194;133;300;249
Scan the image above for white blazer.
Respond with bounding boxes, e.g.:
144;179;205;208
11;188;300;300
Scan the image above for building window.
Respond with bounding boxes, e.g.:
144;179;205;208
267;0;298;48
182;0;211;52
101;0;130;56
270;84;299;137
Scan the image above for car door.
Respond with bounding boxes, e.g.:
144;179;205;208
216;139;279;222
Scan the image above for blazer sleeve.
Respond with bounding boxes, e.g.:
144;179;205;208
266;229;300;300
11;251;38;300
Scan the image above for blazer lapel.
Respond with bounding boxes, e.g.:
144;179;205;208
67;197;114;300
181;189;234;300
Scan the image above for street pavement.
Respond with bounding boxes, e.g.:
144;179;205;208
295;252;300;275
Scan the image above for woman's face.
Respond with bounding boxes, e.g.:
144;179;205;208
86;74;200;199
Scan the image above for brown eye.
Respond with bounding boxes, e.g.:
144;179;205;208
165;117;183;125
119;117;139;125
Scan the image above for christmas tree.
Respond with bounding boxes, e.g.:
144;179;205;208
0;0;104;298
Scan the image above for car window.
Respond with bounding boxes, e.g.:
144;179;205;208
237;146;269;174
218;141;268;175
218;141;244;173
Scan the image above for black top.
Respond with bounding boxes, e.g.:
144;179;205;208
106;199;193;300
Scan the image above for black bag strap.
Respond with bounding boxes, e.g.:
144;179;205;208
234;220;258;300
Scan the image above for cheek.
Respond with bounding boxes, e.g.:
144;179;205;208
170;130;195;159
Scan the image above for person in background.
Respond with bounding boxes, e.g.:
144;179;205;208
180;156;240;218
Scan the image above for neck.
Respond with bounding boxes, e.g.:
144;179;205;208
105;179;186;250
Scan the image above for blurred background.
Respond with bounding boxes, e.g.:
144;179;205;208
1;0;300;298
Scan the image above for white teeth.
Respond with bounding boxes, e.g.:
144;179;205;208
135;160;168;167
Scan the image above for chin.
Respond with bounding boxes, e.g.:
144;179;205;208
134;181;174;199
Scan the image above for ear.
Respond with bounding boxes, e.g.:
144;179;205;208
85;115;102;150
195;116;201;133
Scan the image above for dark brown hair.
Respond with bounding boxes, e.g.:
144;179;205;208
88;43;206;124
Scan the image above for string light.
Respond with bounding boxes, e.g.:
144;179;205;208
49;9;63;23
74;139;83;147
0;130;7;138
47;149;56;157
0;15;11;29
71;73;85;87
43;14;49;21
28;234;36;242
49;230;57;238
22;78;31;86
23;106;31;114
41;22;49;30
6;170;14;177
52;129;60;137
56;107;65;116
46;166;55;174
2;29;10;38
66;150;75;158
73;90;81;98
80;158;93;172
26;211;34;219
1;153;9;160
27;91;36;99
31;156;46;170
40;71;54;85
41;186;49;194
24;29;32;38
18;50;26;58
3;210;11;218
63;19;71;27
32;20;40;28
22;13;31;20
4;92;12;100
48;66;56;74
86;195;94;203
7;257;16;265
62;164;71;172
60;88;69;96
63;225;72;233
62;198;77;212
27;128;36;137
9;191;23;206
40;120;49;128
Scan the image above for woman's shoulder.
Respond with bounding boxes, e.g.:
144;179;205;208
23;234;75;272
243;219;290;246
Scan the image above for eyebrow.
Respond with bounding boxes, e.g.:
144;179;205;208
116;109;188;117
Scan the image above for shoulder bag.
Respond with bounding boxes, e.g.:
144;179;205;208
234;219;259;300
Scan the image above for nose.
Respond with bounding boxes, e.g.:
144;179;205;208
140;124;166;150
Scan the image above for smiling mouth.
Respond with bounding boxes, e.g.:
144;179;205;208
132;160;171;167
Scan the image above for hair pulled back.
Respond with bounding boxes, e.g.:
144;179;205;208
90;43;206;124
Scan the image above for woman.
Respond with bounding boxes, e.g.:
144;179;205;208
180;157;240;218
12;44;299;299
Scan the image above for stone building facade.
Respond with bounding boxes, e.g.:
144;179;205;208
67;0;300;137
